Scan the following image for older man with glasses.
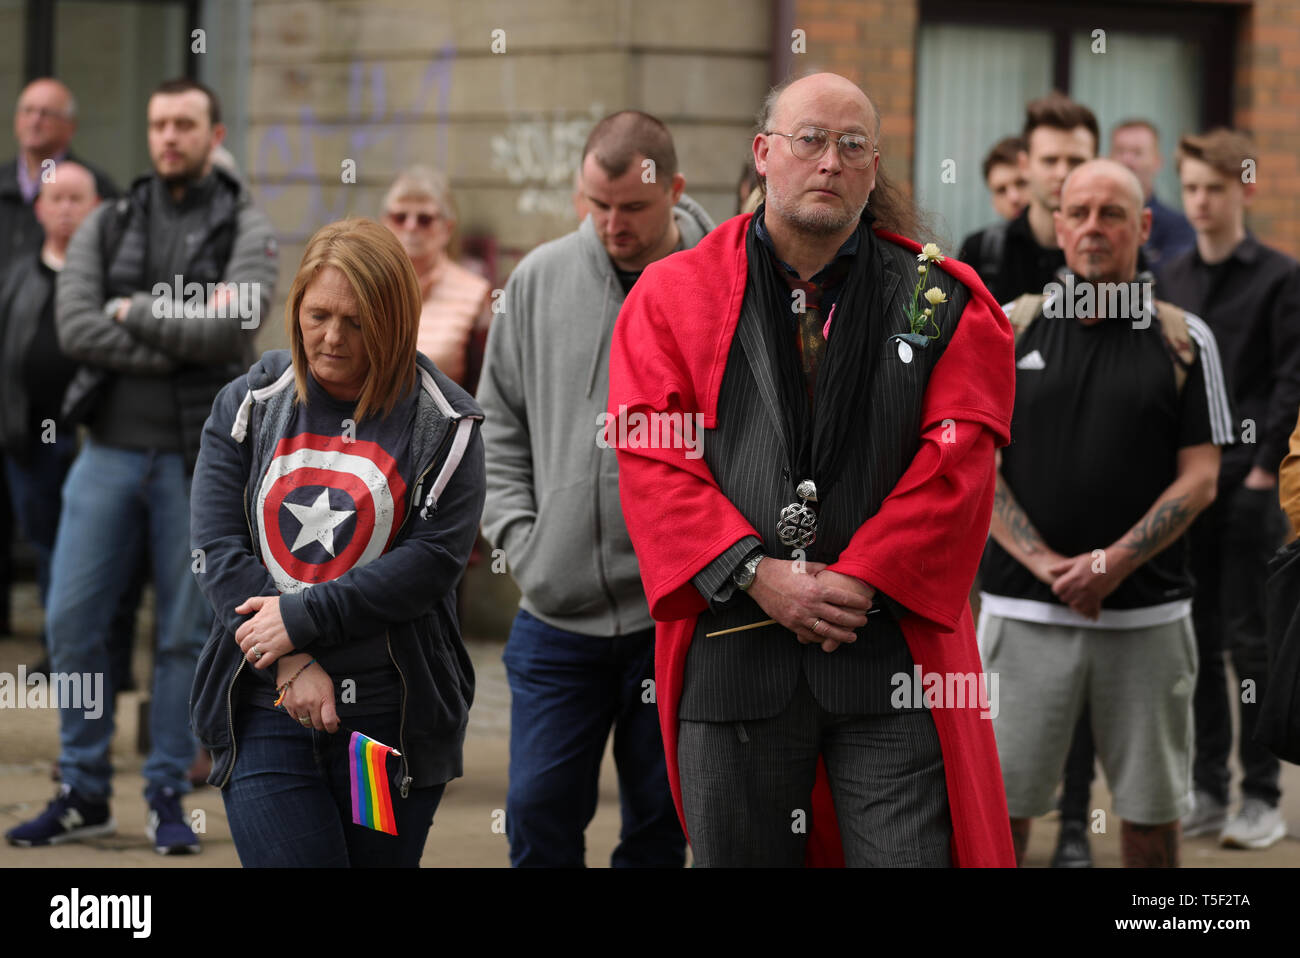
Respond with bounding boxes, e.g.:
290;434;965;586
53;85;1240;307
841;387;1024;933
381;166;490;391
609;72;1016;867
2;79;118;270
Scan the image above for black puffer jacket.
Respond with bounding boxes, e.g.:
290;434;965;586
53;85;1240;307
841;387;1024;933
55;167;277;472
0;253;71;456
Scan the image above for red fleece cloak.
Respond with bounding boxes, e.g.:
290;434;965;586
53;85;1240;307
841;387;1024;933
609;214;1017;867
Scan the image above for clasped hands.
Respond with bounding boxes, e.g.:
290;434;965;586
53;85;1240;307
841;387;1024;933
747;559;874;653
234;594;338;732
1030;549;1125;620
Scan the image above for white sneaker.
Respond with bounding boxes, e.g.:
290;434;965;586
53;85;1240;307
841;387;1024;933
1219;798;1287;850
1181;790;1227;837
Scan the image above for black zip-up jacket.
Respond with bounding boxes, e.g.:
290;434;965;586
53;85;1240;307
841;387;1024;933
1158;234;1300;484
0;252;76;458
957;207;1066;306
189;350;486;793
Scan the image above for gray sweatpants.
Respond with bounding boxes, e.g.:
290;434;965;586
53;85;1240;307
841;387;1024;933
979;611;1196;825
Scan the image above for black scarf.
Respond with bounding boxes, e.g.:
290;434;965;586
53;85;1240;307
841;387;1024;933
745;211;888;505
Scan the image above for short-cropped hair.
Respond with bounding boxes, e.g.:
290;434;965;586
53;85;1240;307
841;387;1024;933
1177;128;1257;181
151;77;222;127
1112;118;1160;143
286;218;420;422
1023;92;1098;153
581;110;677;184
982;136;1026;181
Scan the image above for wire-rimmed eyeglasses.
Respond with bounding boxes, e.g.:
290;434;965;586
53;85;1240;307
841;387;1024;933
765;126;876;169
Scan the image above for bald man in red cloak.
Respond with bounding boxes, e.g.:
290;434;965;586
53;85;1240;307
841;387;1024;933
609;73;1017;866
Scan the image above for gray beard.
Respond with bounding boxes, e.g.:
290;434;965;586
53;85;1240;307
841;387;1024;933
765;182;866;235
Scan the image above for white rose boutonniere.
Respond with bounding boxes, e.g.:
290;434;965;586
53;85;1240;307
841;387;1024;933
890;245;949;364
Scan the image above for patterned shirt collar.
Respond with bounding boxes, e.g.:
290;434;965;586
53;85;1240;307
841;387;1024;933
16;150;67;204
755;204;861;286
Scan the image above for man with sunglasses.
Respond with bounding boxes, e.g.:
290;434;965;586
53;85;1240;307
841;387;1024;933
609;73;1016;866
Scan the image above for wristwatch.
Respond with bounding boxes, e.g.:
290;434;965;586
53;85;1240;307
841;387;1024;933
732;550;764;592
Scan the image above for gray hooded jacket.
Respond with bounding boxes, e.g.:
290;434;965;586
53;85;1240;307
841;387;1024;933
479;195;714;636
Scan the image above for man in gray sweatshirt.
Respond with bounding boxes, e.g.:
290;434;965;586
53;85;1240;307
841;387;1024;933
479;111;713;867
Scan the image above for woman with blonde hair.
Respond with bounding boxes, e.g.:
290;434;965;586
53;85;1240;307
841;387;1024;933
189;218;486;867
382;166;491;390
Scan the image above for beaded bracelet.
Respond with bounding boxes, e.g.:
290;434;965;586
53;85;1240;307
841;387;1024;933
273;658;318;708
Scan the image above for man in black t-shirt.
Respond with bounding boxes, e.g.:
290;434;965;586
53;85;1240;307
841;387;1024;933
979;159;1234;868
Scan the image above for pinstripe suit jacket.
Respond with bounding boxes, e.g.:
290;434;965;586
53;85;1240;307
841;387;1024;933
678;231;971;721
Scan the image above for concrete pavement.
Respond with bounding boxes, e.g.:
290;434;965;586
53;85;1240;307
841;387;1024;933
2;580;1298;867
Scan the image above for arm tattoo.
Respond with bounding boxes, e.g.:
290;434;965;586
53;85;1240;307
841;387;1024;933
994;474;1046;556
1117;494;1193;564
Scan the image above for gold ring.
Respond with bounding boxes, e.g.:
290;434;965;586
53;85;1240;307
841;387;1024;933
297;714;312;727
812;618;822;634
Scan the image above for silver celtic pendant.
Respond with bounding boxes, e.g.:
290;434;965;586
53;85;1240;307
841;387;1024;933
777;479;818;549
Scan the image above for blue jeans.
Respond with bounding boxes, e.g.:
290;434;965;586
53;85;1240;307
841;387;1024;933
6;435;148;688
223;707;444;867
3;434;77;607
46;439;211;800
503;609;685;867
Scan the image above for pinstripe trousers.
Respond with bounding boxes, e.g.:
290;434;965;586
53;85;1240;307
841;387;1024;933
678;674;952;867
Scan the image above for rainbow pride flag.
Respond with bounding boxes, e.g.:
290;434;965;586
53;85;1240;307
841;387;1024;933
349;730;399;835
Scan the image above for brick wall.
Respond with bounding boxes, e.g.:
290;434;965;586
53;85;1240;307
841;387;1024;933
790;0;919;200
1235;0;1300;256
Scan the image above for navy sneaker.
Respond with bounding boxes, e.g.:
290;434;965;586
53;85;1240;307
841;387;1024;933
145;787;200;855
5;784;116;847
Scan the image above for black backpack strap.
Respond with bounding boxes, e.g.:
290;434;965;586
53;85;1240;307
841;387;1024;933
1006;293;1045;341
